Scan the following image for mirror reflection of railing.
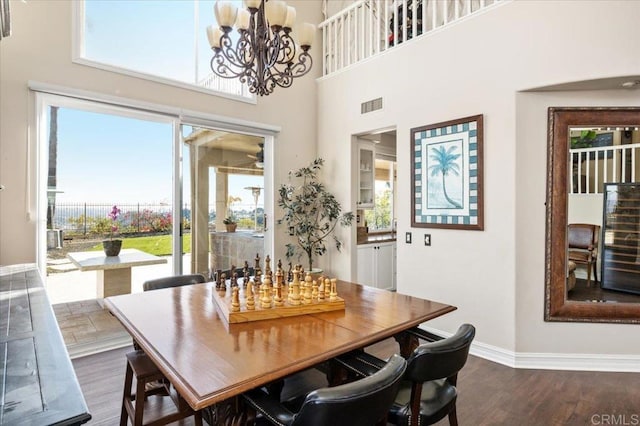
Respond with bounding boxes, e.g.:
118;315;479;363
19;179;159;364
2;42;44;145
319;0;506;76
569;141;640;194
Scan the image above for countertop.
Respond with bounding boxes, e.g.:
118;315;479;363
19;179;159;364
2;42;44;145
358;232;397;245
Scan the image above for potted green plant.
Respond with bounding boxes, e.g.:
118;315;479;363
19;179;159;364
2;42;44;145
223;216;237;232
278;158;354;272
570;130;597;192
223;195;241;232
570;129;597;149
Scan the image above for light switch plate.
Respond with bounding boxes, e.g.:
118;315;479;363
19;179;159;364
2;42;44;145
424;234;431;246
405;232;412;244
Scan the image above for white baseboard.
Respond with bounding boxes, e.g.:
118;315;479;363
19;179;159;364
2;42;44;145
470;339;516;368
514;352;640;372
417;325;640;372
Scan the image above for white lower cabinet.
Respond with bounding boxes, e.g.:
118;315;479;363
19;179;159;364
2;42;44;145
357;242;396;291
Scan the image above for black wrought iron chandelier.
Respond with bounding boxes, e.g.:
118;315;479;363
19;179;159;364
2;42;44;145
206;0;315;96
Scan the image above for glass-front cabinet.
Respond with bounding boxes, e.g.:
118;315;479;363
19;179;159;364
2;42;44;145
601;182;640;295
358;143;375;208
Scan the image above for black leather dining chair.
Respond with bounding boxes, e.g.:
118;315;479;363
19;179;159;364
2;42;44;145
142;273;206;291
242;353;407;426
334;324;476;426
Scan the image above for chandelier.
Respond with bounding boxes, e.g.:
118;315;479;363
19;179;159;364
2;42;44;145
206;0;315;96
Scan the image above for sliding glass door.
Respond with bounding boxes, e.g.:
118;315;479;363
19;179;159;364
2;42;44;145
36;92;274;303
181;124;268;277
37;95;176;302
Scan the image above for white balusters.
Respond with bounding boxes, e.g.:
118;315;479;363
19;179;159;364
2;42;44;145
319;0;505;77
569;143;640;194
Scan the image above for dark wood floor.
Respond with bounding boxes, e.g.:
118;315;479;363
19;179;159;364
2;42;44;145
568;278;640;303
73;340;640;425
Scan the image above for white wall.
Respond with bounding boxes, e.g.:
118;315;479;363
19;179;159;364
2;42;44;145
0;0;323;265
568;195;603;225
317;0;640;356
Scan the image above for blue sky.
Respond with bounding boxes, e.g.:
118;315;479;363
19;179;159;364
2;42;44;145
51;108;263;211
54;108;174;205
84;0;225;85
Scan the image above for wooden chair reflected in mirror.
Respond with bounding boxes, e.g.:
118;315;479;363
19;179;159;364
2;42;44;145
567;223;600;287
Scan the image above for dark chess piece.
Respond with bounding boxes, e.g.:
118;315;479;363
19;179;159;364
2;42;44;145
243;261;250;288
254;253;261;272
219;273;227;292
265;255;272;277
287;262;293;283
215;269;223;290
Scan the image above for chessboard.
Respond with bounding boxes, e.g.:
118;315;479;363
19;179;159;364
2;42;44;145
212;273;345;324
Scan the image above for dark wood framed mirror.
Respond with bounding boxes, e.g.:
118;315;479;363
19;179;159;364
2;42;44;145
545;106;640;323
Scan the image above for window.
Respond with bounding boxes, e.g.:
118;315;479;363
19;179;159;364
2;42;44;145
75;0;252;100
364;159;395;231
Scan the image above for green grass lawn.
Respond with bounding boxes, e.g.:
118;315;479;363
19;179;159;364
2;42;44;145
92;234;191;256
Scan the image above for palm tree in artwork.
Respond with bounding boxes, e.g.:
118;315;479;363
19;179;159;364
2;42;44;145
428;145;462;208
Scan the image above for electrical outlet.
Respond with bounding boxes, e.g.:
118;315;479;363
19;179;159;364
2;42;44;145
424;234;431;246
405;232;412;244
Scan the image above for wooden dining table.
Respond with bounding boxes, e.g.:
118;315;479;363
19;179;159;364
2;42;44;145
104;280;456;423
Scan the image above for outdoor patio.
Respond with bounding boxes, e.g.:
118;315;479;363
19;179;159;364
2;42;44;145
46;253;192;358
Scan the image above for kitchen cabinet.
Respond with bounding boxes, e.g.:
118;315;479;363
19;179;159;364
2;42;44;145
358;143;375;208
357;241;396;290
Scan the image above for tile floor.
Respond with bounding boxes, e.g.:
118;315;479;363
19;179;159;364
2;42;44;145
53;299;133;359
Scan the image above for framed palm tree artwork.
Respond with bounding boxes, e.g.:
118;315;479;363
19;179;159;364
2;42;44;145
411;114;484;230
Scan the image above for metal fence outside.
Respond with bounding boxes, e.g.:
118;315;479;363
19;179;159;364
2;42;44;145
49;203;179;235
49;202;262;235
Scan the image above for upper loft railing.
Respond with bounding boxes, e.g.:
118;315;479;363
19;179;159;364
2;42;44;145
570;143;640;195
319;0;505;76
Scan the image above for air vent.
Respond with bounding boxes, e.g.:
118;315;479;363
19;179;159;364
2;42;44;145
361;97;383;114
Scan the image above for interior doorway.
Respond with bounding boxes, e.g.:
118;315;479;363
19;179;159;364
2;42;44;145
356;129;397;232
353;128;398;291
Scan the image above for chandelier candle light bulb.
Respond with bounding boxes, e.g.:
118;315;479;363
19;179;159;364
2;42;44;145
215;1;238;28
206;26;224;48
298;22;315;47
245;0;261;8
236;9;251;30
284;6;296;30
265;1;287;28
207;0;315;96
